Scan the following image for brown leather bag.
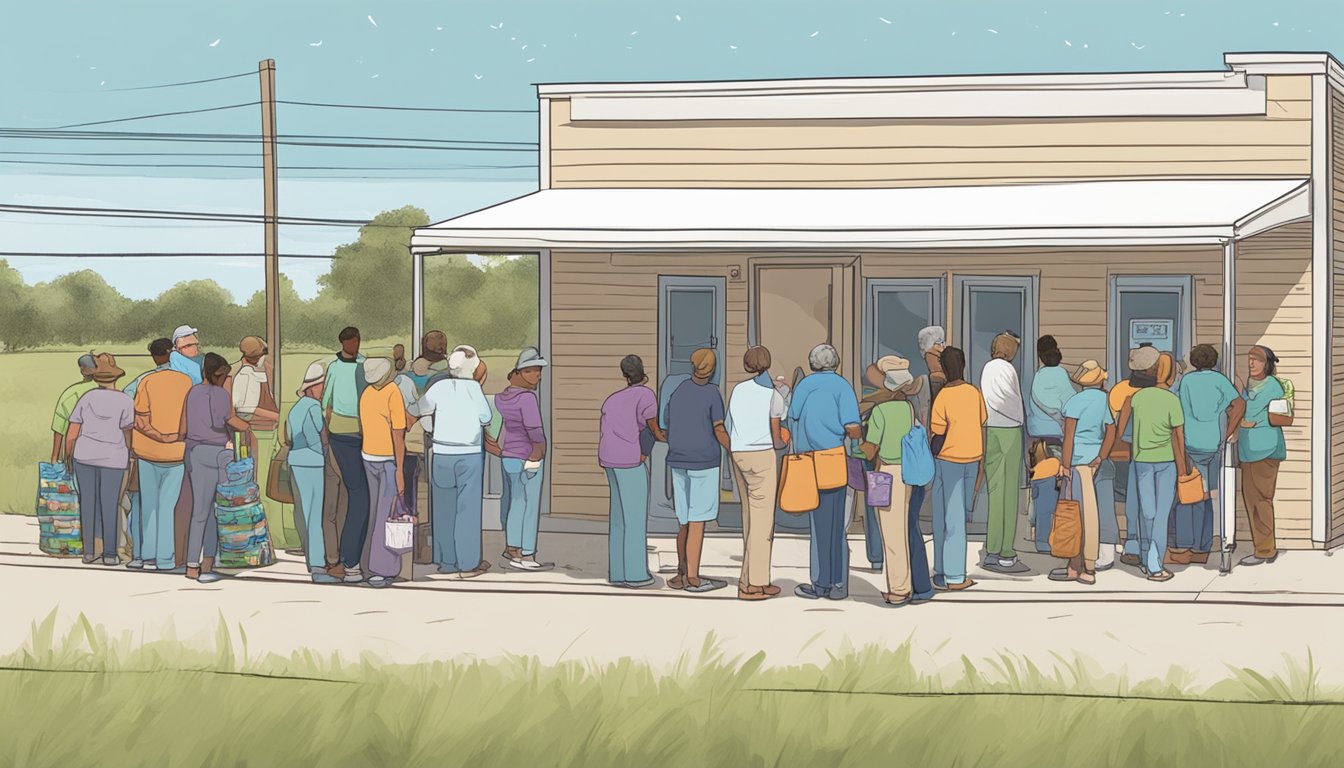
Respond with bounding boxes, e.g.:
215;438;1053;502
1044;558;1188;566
265;421;295;504
1049;478;1082;559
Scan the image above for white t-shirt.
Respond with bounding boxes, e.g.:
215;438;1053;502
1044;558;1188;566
232;364;267;418
726;378;786;452
981;358;1025;428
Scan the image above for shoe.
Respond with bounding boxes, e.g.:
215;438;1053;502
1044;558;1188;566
185;566;200;580
762;584;782;596
311;573;341;584
1120;554;1142;567
932;576;949;591
197;571;223;584
738;586;769;601
1094;558;1114;573
869;562;884;573
947;578;976;591
1076;572;1096;586
126;559;144;570
1188;552;1210;564
327;564;346;580
883;593;912;606
507;557;545;571
82;554;99;565
284;549;305;557
1147;570;1174;582
343;567;365;583
141;564;158;572
1096;547;1116;570
994;559;1032;574
911;592;936;604
981;560;1008;574
1048;567;1073;582
826;586;849;601
1239;554;1277;567
684;577;727;593
102;556;120;567
160;565;187;575
622;577;657;589
668;574;687;590
367;576;392;588
794;584;827;600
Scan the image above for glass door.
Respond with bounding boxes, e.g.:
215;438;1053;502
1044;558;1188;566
865;278;946;376
1108;276;1193;384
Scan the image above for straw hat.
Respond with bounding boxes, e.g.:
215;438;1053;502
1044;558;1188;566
364;357;395;387
91;353;125;384
239;336;267;358
1071;360;1107;387
296;361;326;396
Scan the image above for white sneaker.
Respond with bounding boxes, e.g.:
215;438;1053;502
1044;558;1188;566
1096;547;1116;570
343;567;364;583
508;557;544;571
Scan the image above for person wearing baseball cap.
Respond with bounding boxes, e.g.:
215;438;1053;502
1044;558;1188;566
497;347;555;572
1053;360;1118;583
168;324;204;385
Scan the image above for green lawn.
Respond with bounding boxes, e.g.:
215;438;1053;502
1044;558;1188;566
0;343;519;515
2;616;1340;766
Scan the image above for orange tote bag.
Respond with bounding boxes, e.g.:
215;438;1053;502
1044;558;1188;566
778;453;820;514
811;446;849;491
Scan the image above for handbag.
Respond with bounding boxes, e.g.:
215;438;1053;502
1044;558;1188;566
901;420;935;488
266;421;295;504
1049;477;1082;559
812;446;848;490
126;458;140;493
865;470;894;508
778;427;819;514
384;497;415;552
1177;467;1205;505
846;455;868;492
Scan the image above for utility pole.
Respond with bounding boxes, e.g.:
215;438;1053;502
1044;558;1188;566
259;59;281;416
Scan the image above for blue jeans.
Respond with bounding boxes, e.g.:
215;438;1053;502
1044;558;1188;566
330;433;370;569
1029;477;1058;553
808;486;849;594
129;492;141;560
431;453;485;571
290;465;326;571
1135;461;1177;574
606;466;651;583
1094;459;1119;546
1174;450;1219;553
138;459;184;570
1115;459;1142;557
907;484;934;600
503;458;544;555
864;504;884;568
932;459;977;586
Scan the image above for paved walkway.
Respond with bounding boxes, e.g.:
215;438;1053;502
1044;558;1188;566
4;514;1342;687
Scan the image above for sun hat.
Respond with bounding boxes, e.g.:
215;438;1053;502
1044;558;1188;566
364;357;395;387
91;353;125;383
171;325;199;344
239;336;267;358
876;355;914;391
515;347;548;370
448;345;481;379
1128;346;1160;372
1071;360;1107;387
297;361;327;396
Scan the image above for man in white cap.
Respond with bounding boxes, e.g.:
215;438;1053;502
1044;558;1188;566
168;325;204;385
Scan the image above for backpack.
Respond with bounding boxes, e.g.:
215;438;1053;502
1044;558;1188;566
901;421;935;488
1276;376;1295;415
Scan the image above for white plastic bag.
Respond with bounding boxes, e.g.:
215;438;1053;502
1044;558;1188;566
385;518;414;552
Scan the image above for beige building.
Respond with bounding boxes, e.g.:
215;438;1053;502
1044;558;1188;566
412;51;1344;551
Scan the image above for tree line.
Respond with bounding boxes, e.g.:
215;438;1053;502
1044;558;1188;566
0;206;539;352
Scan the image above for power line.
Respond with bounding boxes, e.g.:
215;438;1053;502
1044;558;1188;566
26;102;260;130
277;100;537;114
0;251;338;259
0;202;427;228
0;151;260;158
0;158;534;171
105;71;255;92
0;129;537;146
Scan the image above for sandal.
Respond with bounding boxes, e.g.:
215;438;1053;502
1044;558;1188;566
1147;570;1174;582
1076;572;1096;586
667;574;687;590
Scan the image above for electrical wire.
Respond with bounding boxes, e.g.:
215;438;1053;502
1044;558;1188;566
0;202;430;228
40;102;261;130
0;251;337;259
0;159;534;171
277;100;536;114
0;129;537;146
104;71;256;92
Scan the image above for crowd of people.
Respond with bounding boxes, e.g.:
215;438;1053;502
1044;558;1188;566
47;320;1291;599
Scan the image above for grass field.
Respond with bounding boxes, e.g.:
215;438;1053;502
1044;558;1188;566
2;614;1340;766
0;343;520;515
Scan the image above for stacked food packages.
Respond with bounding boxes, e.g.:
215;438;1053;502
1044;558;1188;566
36;462;82;557
214;454;274;569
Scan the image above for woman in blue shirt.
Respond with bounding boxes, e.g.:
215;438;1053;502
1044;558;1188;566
1238;345;1288;566
288;362;339;583
1175;345;1245;564
1027;336;1078;451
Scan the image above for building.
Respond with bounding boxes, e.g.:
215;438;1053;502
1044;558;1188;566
411;52;1344;551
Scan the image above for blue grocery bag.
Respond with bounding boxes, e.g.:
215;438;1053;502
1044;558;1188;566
900;423;935;488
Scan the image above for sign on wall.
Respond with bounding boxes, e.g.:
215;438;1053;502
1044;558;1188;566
1130;319;1174;352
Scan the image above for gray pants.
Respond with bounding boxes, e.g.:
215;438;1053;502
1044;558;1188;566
1094;459;1119;546
74;462;125;558
186;445;231;566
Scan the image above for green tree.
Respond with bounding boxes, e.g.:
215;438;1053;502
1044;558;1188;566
0;259;48;350
317;206;428;340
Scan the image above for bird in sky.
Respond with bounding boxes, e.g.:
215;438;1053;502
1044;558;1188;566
209;39;220;47
675;14;681;21
879;17;892;24
309;40;322;47
474;73;483;79
810;31;819;37
367;15;377;27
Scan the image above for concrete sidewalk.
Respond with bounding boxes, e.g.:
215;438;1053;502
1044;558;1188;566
4;513;1342;687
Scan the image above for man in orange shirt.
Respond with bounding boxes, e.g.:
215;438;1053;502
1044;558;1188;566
132;357;194;572
929;346;988;592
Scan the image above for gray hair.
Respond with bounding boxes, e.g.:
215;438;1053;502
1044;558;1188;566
448;345;480;379
77;353;97;371
808;344;841;372
917;326;946;354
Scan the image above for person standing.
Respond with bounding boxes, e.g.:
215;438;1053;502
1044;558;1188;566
168;325;205;385
232;336;299;554
1117;352;1189;582
413;345;494;578
789;343;862;601
929;346;986;592
496;348;554;572
322;327;368;582
130;345;191;572
1111;346;1159;567
182;353;250;584
980;332;1026;574
65;354;133;567
50;353;98;464
396;330;450;563
122;339;175;569
1174;344;1245;565
1238;345;1288;566
1027;336;1077;454
599;355;664;590
725;346;786;600
665;348;731;593
918;326;948;403
288;362;340;583
1053;360;1118;584
358;358;409;588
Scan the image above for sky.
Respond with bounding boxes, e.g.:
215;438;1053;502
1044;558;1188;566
1;0;1338;300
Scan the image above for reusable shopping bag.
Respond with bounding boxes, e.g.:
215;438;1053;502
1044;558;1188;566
384;497;416;553
1049;477;1082;559
864;470;894;508
900;423;935;488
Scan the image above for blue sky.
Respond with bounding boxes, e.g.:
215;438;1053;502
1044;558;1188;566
1;0;1337;299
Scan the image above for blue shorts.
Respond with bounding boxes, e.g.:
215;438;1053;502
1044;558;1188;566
671;467;720;525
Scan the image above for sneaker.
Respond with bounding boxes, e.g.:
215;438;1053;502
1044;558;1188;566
311;572;341;584
685;577;727;593
508;557;554;572
826;586;849;601
883;593;912;606
367;576;392;588
126;559;145;570
141;564;159;572
794;584;827;600
1120;553;1142;567
1096;548;1116;571
623;577;657;589
343;567;365;583
102;556;119;567
1239;554;1277;567
82;554;99;565
197;571;223;584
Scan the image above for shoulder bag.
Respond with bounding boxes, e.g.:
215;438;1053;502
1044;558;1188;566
266;420;295;504
1049;475;1082;560
777;429;819;514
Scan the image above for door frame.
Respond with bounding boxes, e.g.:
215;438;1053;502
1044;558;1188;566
953;274;1040;393
657;275;728;387
863;277;947;369
1106;275;1194;383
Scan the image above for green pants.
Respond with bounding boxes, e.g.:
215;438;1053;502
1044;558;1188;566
985;426;1023;558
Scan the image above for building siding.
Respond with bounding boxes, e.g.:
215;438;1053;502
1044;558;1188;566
546;76;1313;189
1331;87;1344;547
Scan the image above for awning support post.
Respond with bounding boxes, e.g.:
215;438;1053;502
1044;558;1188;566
1221;238;1238;569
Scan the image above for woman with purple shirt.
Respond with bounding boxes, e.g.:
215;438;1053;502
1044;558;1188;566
65;354;134;566
599;355;665;588
496;347;553;571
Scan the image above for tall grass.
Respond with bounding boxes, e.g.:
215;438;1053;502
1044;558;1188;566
2;611;1341;766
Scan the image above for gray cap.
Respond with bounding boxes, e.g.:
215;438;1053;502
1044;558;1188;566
1128;346;1161;372
515;347;548;369
77;353;97;371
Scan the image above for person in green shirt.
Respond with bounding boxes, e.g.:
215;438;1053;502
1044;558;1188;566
1237;345;1288;565
1116;352;1189;582
50;354;98;463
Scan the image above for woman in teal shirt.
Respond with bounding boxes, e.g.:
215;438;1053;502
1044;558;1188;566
1238;345;1288;566
289;362;339;583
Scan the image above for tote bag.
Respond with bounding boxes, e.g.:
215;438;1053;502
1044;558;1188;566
1049;478;1082;559
812;446;848;490
778;427;820;516
1177;467;1205;506
266;421;295;504
384;497;416;553
901;422;935;488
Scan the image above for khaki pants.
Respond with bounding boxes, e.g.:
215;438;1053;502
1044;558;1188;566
1242;458;1281;558
874;462;912;597
731;449;778;589
1067;464;1099;572
322;444;348;568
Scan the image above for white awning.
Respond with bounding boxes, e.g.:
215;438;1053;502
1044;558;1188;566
411;179;1310;252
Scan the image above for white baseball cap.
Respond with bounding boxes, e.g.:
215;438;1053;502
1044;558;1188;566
171;325;200;343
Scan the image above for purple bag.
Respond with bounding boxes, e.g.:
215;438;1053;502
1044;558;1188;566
865;470;894;508
847;456;867;491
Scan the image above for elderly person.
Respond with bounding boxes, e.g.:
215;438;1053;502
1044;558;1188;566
50;353;98;464
790;343;862;600
231;336;298;553
1238;345;1288;566
497;347;553;572
860;356;934;605
130;341;191;572
600;354;665;589
358;357;409;588
929;346;986;592
665;348;730;593
1053;360;1118;584
413;344;494;578
169;325;205;385
182;353;250;584
288;362;339;583
1116;352;1189;581
725;346;786;600
1175;344;1245;565
980;332;1026;573
857;355;929;571
65;354;133;566
918;326;948;403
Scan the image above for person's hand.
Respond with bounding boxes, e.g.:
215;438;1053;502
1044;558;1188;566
640;455;648;464
1087;459;1102;472
1226;431;1239;445
1057;464;1071;479
1241;420;1256;429
395;472;406;496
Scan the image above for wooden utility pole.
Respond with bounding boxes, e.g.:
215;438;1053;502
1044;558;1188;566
259;59;281;415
